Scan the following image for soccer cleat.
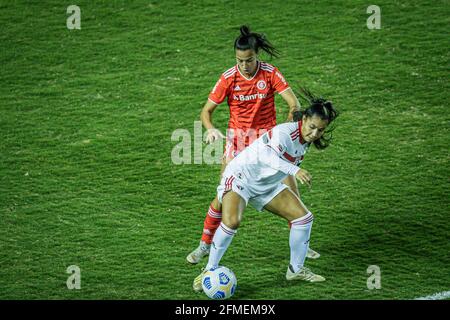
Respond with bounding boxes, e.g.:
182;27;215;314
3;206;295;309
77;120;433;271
186;241;210;264
306;247;321;259
286;265;326;282
193;269;207;292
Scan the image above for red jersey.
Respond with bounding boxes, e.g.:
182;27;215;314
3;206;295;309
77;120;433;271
208;61;290;131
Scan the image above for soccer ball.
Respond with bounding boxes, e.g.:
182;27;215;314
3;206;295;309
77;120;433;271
202;266;237;300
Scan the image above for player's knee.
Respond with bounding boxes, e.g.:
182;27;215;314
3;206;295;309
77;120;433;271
223;215;241;230
228;218;241;230
290;210;313;222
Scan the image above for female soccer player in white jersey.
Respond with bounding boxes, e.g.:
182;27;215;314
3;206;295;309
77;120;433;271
187;26;321;264
193;90;339;291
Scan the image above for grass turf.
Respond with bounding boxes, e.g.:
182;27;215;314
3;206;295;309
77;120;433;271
0;0;449;299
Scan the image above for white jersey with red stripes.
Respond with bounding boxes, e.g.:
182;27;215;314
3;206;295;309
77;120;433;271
222;121;310;195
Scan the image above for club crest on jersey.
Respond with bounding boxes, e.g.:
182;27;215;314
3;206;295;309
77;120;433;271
257;80;267;90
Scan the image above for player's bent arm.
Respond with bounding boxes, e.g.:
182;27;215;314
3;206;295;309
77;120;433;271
295;168;312;187
261;144;311;187
200;100;219;130
280;88;301;121
200;100;225;143
259;145;300;176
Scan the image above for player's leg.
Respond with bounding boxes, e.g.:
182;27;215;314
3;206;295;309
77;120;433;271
193;191;246;292
186;159;229;264
282;176;320;259
200;193;223;244
206;191;245;269
264;188;325;282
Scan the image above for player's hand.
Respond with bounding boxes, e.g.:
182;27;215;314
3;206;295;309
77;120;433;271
295;169;312;188
205;128;225;144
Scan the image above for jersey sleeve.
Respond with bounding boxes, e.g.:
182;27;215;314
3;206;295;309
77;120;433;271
259;128;300;176
208;74;229;105
272;67;290;95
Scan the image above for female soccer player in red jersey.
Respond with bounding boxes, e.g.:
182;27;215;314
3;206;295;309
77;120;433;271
187;26;320;263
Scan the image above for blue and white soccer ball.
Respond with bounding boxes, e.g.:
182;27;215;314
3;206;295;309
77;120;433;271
202;266;237;300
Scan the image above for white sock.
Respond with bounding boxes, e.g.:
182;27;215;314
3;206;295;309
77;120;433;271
205;222;237;270
289;212;314;273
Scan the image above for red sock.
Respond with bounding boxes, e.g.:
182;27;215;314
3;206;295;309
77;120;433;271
201;204;222;244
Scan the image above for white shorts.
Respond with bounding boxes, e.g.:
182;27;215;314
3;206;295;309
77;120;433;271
217;171;288;212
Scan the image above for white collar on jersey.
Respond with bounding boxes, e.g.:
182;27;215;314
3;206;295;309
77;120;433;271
236;61;261;81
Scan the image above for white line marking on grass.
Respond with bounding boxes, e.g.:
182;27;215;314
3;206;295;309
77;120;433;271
415;290;450;300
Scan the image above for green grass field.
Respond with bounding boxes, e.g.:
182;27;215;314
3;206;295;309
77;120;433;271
1;0;449;300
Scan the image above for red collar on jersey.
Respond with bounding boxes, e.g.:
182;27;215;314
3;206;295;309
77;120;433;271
298;120;306;144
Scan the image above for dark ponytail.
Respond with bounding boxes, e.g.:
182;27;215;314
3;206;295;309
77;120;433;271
234;25;280;58
293;87;339;150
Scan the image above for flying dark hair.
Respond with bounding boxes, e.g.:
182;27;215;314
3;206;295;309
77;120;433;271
234;25;280;58
292;87;339;150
